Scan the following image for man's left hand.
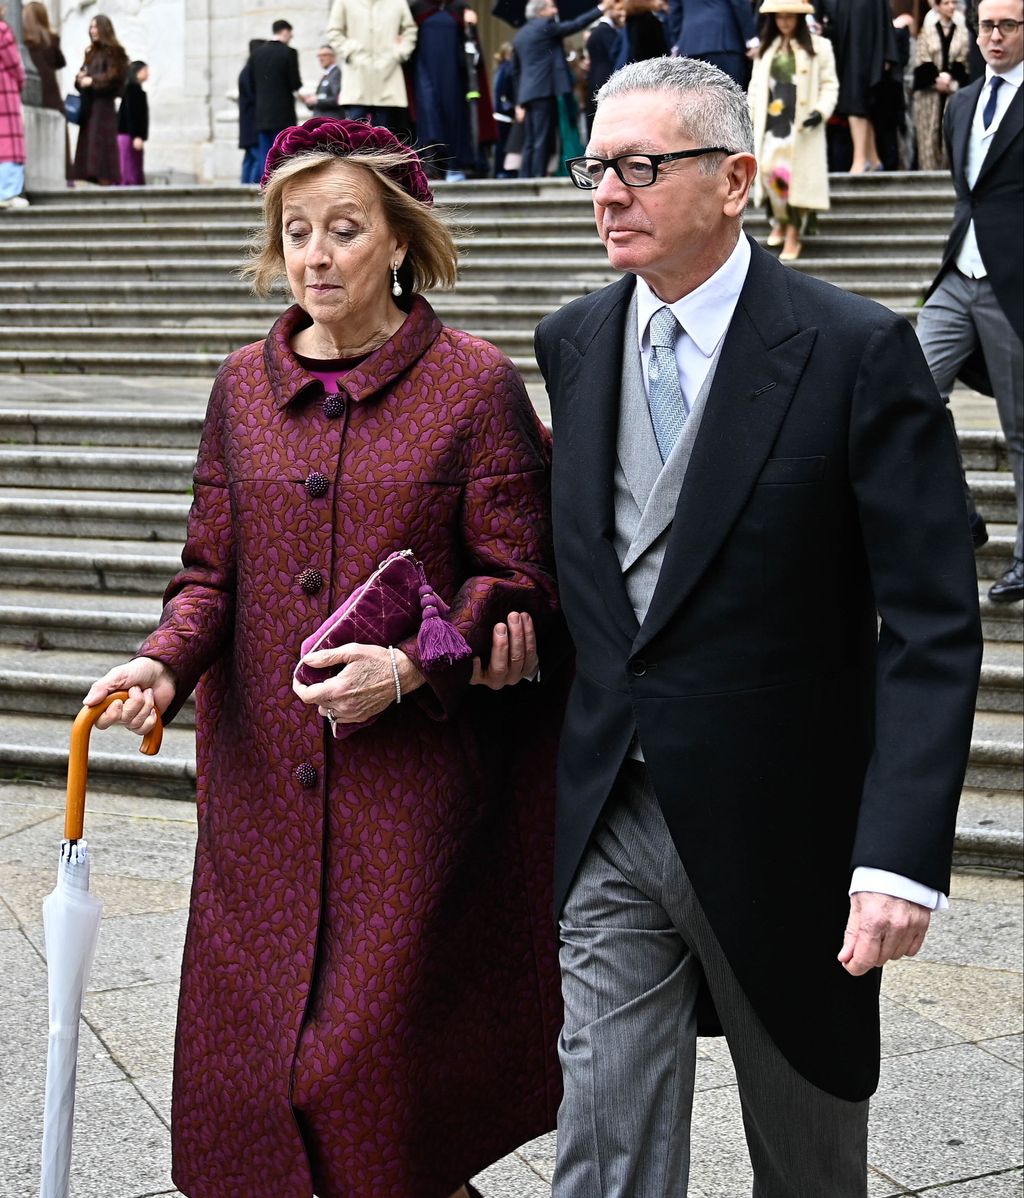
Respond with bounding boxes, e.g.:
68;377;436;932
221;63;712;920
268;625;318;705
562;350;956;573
838;891;931;976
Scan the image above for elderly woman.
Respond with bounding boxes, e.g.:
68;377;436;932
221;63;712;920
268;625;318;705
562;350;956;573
913;0;970;170
84;117;565;1198
750;0;839;262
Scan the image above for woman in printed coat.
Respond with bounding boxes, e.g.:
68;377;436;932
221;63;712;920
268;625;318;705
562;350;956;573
0;5;26;208
750;0;839;261
84;117;565;1198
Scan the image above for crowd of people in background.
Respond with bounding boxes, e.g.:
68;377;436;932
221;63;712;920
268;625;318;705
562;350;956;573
0;3;147;207
226;0;1007;195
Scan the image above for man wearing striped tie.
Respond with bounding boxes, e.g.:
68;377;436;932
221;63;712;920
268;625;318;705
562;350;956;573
917;0;1023;604
533;55;983;1196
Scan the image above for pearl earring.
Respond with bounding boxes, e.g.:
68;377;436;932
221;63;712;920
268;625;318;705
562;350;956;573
391;264;403;297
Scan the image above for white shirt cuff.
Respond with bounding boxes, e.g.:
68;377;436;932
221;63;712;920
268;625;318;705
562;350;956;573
850;867;949;911
746;37;760;48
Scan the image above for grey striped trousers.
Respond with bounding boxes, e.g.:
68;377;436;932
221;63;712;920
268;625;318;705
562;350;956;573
552;761;869;1198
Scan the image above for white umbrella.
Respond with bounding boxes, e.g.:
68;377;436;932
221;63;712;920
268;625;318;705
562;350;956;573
40;692;163;1198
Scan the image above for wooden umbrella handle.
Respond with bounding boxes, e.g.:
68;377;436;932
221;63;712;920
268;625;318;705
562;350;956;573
65;691;164;840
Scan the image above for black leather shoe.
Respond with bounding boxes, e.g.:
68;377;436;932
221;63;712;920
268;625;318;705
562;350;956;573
970;512;989;550
989;557;1024;604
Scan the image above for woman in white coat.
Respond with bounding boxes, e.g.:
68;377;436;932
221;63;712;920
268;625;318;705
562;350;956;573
749;0;839;262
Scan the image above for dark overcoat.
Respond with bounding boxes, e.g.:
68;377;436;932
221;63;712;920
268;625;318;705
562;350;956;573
139;298;565;1198
535;239;982;1103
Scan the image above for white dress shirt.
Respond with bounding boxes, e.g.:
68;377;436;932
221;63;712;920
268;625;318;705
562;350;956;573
955;60;1023;278
634;236;948;912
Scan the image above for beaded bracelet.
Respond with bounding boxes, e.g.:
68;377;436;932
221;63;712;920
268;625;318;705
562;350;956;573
387;645;402;705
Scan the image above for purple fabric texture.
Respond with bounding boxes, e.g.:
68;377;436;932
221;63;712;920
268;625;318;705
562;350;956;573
262;115;434;203
138;296;565;1197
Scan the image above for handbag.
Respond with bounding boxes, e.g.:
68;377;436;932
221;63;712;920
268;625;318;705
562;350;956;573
294;549;472;738
64;94;82;124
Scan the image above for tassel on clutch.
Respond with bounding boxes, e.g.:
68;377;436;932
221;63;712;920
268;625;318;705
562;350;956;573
294;549;472;738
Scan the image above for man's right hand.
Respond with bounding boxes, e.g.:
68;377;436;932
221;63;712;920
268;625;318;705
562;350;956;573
471;612;539;688
83;657;176;735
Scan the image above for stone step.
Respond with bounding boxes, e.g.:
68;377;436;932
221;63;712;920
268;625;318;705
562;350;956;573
0;588;162;654
961;430;1014;474
981;590;1024;644
966;474;1019;524
0;409;205;448
953;787;1022;872
0;445;195;491
0;645;196;725
0;711;195;799
966;710;1024;791
0;536;181;595
0;208;956;241
0;491;189;540
975;529;1018;581
978;641;1024;714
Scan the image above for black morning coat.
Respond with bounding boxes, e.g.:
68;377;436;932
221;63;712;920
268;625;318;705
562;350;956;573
929;74;1023;342
535;238;983;1102
250;38;302;132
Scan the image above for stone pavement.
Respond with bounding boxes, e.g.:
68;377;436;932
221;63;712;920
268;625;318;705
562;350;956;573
0;778;1020;1198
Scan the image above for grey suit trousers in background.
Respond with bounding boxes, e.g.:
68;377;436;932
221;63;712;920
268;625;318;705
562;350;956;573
916;270;1024;559
552;762;869;1198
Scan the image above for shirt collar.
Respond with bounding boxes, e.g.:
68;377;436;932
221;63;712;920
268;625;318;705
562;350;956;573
635;234;751;359
985;60;1024;89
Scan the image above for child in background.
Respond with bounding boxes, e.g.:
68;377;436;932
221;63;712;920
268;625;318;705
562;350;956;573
117;60;149;186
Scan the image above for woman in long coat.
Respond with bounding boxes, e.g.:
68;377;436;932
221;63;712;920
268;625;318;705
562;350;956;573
85;116;565;1198
22;1;71;180
912;0;970;170
750;0;839;261
72;12;128;184
0;5;26;207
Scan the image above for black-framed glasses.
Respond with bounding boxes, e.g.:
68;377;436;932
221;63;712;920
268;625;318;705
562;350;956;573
565;148;735;190
978;18;1022;34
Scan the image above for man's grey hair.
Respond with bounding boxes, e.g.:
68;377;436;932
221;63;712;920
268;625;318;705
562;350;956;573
596;57;755;173
525;0;551;17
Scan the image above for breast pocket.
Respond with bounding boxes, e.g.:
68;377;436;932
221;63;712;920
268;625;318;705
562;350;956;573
756;456;827;486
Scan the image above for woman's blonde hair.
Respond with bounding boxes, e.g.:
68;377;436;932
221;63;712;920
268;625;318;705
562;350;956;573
241;151;460;300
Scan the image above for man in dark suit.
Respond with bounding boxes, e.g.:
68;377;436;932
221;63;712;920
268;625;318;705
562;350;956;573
536;56;981;1194
585;1;624;135
251;19;302;178
917;0;1023;603
676;0;758;85
301;44;343;117
511;0;607;178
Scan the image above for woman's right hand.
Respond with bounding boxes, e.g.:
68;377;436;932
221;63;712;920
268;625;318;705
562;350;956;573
83;657;176;735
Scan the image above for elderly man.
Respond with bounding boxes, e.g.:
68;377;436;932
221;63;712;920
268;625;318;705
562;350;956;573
301;44;343;116
917;0;1023;603
512;0;608;178
535;57;982;1195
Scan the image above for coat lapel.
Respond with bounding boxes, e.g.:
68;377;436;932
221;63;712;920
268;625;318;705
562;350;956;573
976;85;1023;188
560;274;641;639
635;243;816;651
950;79;980;191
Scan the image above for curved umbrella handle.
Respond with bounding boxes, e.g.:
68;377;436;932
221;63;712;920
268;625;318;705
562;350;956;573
65;691;164;841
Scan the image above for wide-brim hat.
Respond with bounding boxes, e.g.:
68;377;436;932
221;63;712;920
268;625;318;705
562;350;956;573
760;0;815;13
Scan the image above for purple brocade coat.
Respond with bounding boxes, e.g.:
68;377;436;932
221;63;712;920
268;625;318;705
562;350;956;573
138;298;566;1198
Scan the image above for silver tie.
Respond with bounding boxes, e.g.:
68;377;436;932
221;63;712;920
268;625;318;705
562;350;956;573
647;306;687;463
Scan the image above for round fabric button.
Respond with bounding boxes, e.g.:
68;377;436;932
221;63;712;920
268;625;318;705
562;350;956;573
305;471;329;498
293;762;318;788
298;567;324;594
629;658;647;677
323;393;346;419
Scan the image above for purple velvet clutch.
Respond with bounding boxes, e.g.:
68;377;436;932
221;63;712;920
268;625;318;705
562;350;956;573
294;549;472;738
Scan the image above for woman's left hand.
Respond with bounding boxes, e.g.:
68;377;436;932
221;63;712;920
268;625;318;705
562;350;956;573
293;643;425;724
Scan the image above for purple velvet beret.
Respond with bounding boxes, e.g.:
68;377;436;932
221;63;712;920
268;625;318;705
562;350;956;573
261;116;434;205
